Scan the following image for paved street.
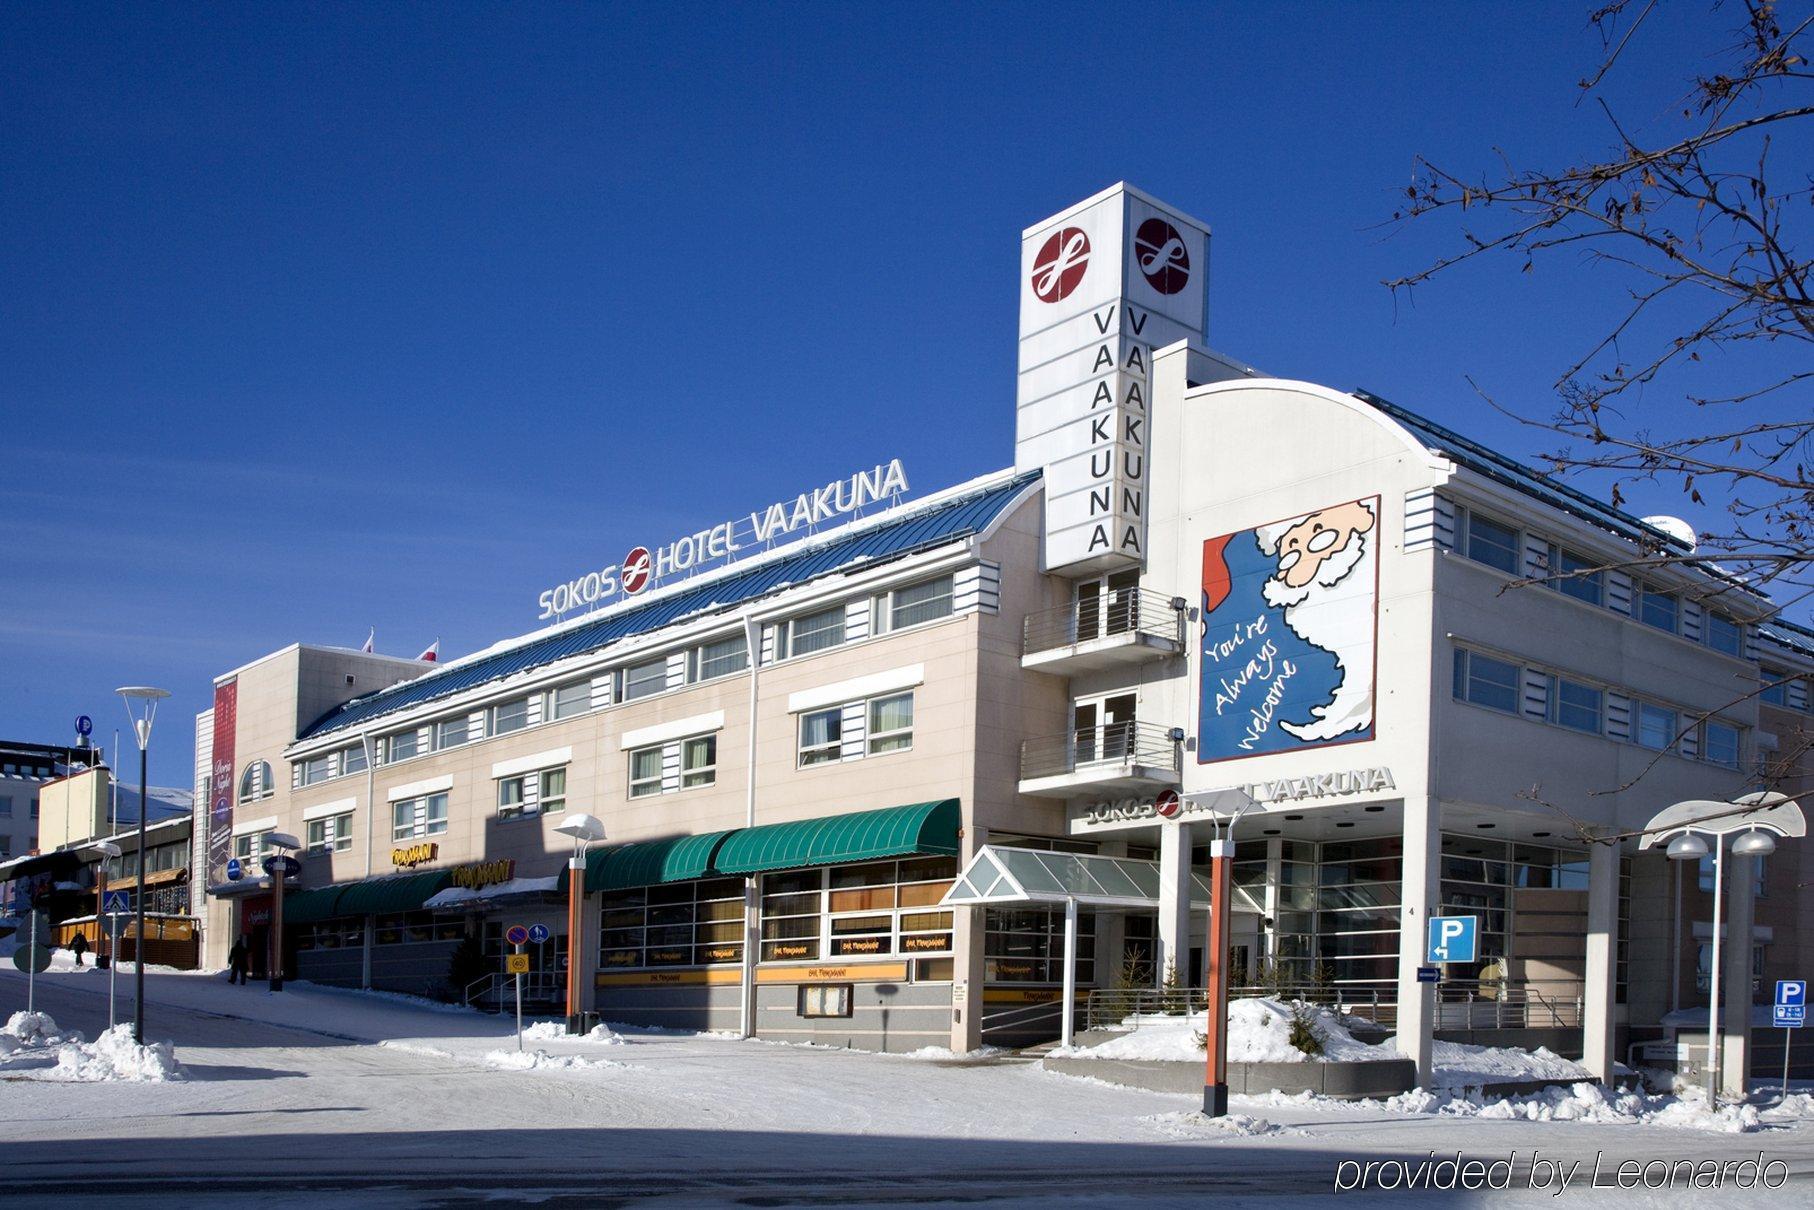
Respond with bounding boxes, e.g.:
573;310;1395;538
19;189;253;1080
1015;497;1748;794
5;964;1814;1207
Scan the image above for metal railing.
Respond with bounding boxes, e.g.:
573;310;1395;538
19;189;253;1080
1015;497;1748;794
1085;985;1396;1032
1435;979;1582;1030
465;970;566;1013
1022;588;1185;658
1019;721;1181;782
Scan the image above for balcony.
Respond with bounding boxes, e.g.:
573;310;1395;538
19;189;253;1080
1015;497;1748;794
1022;589;1186;674
1018;721;1183;799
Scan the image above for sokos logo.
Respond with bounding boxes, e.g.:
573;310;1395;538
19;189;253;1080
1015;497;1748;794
1031;227;1090;303
622;546;653;595
1134;218;1190;295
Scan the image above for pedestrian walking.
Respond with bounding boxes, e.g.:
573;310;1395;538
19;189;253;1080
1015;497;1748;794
228;934;249;985
69;931;89;967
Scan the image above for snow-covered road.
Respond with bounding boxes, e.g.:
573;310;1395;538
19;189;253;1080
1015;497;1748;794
3;962;1812;1207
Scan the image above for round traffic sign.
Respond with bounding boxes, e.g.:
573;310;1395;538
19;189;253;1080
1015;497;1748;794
1030;227;1090;303
1155;789;1182;820
13;944;52;975
75;714;93;738
505;924;530;947
226;857;243;881
527;924;550;945
622;546;653;595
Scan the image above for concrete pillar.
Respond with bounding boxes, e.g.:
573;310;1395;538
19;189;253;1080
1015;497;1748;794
1582;838;1620;1083
1720;850;1756;1098
1156;820;1193;988
740;875;759;1038
948;824;988;1053
1394;795;1440;1086
1262;836;1283;971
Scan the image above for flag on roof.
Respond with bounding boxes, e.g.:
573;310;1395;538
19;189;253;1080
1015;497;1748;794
361;628;375;654
417;639;440;662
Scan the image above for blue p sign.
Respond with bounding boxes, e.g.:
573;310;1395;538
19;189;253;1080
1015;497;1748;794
1427;915;1479;964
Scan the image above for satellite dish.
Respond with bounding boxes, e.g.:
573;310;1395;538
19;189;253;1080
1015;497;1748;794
1642;515;1697;551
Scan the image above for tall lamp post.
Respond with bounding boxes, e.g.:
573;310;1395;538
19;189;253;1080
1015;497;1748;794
554;812;607;1034
1643;792;1803;1100
116;685;170;1046
263;832;302;992
1181;788;1255;1119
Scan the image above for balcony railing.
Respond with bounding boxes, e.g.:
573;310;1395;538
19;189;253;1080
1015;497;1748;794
1019;721;1182;783
1022;588;1185;662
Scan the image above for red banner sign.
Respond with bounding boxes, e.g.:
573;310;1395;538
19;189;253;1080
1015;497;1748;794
207;680;238;884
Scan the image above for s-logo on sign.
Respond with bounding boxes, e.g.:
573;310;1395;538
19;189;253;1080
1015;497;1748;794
1030;227;1090;303
1134;218;1189;295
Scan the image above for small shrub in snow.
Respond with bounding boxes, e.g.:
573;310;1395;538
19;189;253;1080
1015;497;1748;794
1287;1001;1323;1057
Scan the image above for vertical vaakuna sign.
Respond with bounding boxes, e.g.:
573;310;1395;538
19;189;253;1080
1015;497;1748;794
207;680;237;884
1198;497;1380;762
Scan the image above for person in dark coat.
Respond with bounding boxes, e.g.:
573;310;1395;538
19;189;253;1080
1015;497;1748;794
69;932;89;966
227;934;249;984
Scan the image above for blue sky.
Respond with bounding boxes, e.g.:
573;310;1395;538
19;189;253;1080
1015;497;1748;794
2;3;1801;787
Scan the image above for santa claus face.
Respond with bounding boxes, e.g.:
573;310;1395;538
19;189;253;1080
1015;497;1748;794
1271;501;1376;590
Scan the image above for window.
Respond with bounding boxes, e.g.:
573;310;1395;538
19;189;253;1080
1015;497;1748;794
681;736;716;788
1760;668;1790;707
539;767;567;814
622;657;667;702
1462;512;1520;574
598;878;745;970
1639;585;1679;634
497;775;528;818
306;812;354;854
0;796;11;818
628;746;664;797
889;575;955;630
29;799;37;819
234;829;274;860
392;792;448;840
798;707;843;766
549;680;592;720
341;742;368;776
693;635;748;681
298;754;331;786
1635;702;1678;751
1547;676;1603;735
490;698;530;736
867;692;914;755
1702;721;1741;769
787;605;846;658
239;761;274;803
435;716;471;749
1452;649;1520;714
1545;545;1603;606
1704;611;1742;657
387;730;420;762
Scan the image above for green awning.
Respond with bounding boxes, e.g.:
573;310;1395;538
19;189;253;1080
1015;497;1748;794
282;886;346;924
713;799;960;875
330;870;453;917
578;830;734;893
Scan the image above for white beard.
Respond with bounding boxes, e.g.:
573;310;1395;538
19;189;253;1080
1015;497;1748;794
1260;535;1375;742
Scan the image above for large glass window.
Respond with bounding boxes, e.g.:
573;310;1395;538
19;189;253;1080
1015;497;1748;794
1548;676;1603;734
306;812;354;854
1704;611;1742;657
1546;545;1603;606
1639;585;1679;634
234;829;274;860
985;906;1095;984
798;708;843;766
540;767;567;814
628;746;664;798
498;774;528;818
435;716;471;749
788;605;847;658
622;658;667;702
1702;721;1740;769
340;742;368;776
387;730;420;762
1760;668;1790;707
1635;701;1678;751
490;698;530;736
681;736;716;788
890;575;955;629
1463;513;1520;574
1453;649;1520;714
239;761;274;803
298;754;330;786
694;636;749;682
599;878;746;971
550;680;592;720
392;792;448;840
866;692;914;755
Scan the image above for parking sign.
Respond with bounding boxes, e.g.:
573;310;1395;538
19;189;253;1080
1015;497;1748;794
1775;980;1805;1029
1426;915;1479;964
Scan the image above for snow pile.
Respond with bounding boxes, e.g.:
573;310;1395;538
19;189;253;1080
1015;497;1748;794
1372;1084;1763;1132
1387;1036;1592;1088
47;1025;184;1083
483;1048;627;1072
900;1044;1009;1061
3;1010;80;1048
1057;998;1396;1064
1146;1110;1286;1139
520;1021;626;1044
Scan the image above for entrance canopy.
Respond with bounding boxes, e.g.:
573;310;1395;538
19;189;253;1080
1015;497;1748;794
941;845;1222;910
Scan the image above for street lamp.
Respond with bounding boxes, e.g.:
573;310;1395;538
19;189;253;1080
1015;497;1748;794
263;832;302;992
89;840;122;1028
1178;787;1256;1119
1644;792;1804;1101
554;812;606;1034
116;685;170;1046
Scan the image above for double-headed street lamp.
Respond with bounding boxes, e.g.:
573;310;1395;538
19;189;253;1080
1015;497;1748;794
554;812;607;1034
1644;791;1804;1100
115;684;170;1046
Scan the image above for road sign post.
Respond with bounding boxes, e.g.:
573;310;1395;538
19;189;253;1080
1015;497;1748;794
1426;916;1480;965
506;924;530;1051
103;891;130;1030
1776;979;1805;1098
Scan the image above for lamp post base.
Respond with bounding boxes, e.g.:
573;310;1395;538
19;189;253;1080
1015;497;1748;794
1202;1084;1228;1118
567;1013;585;1035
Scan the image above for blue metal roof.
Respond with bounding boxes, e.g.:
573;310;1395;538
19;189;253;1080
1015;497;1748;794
1356;390;1692;555
299;471;1040;741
